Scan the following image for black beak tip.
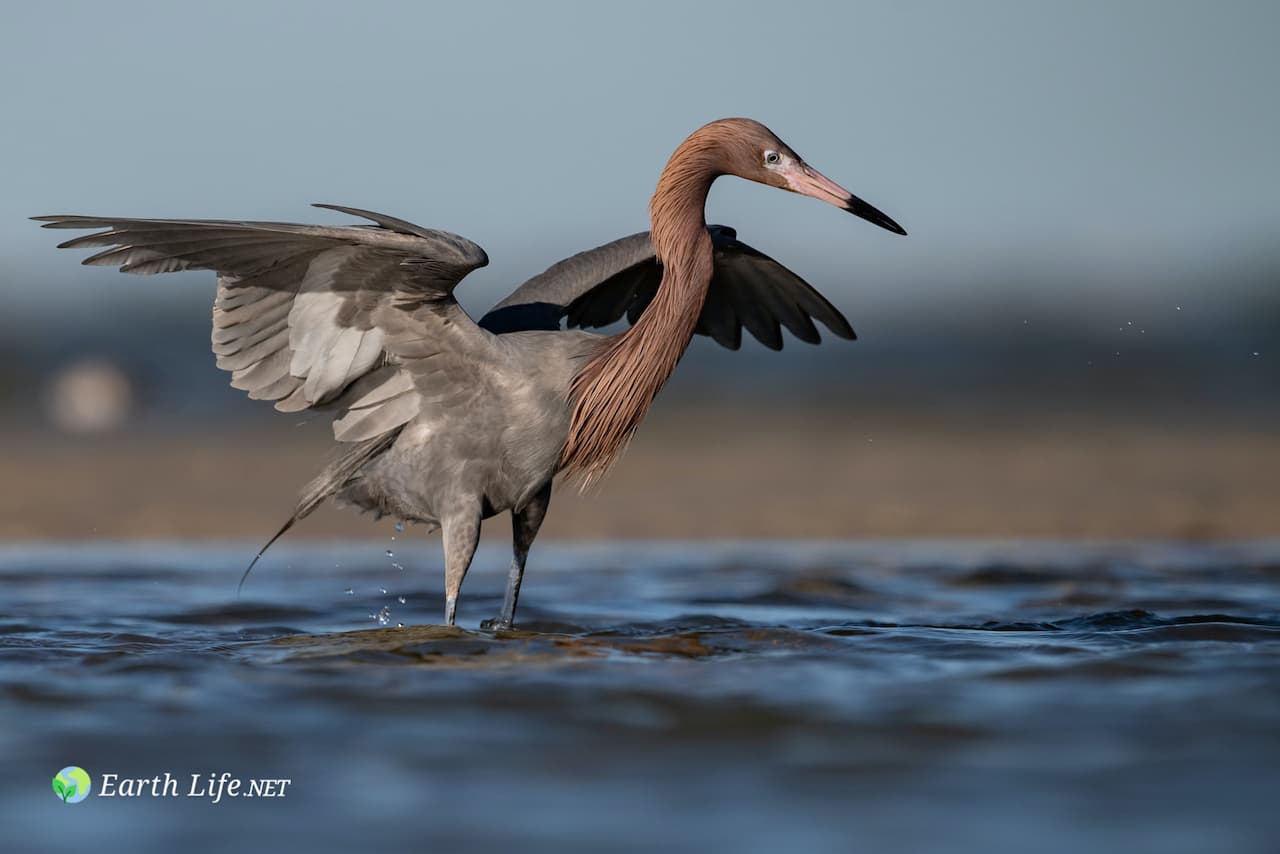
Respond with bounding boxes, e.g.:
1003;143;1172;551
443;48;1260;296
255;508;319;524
844;196;907;236
882;218;908;236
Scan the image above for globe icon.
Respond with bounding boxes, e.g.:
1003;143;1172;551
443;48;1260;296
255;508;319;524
52;767;91;804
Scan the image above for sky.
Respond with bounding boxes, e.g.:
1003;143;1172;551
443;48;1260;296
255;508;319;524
2;1;1278;321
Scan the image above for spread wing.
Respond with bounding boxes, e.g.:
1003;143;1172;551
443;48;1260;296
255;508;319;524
479;225;855;350
35;204;492;442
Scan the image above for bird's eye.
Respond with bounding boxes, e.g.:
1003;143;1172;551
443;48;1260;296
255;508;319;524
764;150;780;165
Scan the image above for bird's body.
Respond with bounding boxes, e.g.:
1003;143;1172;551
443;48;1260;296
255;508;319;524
37;118;904;628
339;328;591;528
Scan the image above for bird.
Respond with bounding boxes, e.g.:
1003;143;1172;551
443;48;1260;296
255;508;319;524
35;117;905;630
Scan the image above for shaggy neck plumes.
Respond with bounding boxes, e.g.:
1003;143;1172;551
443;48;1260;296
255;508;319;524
559;128;726;484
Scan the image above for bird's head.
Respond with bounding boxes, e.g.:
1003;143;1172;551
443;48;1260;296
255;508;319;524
698;117;906;236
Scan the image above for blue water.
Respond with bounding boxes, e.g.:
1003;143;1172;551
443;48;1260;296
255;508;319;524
3;540;1279;853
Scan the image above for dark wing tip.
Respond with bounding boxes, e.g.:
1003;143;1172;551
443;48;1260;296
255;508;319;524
823;316;858;342
311;202;358;215
313;202;488;270
312;202;396;226
312;202;426;237
826;314;857;340
33;215;100;228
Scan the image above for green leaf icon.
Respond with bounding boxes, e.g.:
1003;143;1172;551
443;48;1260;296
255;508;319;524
52;777;66;798
63;783;77;802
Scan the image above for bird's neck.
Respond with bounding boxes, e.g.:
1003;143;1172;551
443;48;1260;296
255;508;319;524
560;141;720;485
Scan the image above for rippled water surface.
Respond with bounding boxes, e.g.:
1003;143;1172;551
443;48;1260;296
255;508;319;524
4;540;1279;853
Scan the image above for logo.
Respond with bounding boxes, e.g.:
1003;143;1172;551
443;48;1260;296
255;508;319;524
52;767;92;804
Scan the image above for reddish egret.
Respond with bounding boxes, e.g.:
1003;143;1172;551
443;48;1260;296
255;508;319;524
36;118;905;628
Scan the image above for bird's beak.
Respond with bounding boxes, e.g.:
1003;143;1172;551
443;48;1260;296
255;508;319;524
786;163;907;235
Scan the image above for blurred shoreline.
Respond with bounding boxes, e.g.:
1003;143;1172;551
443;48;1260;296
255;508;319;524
5;406;1276;542
5;235;1276;547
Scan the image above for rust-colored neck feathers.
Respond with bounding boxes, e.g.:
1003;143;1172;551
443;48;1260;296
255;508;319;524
560;125;733;485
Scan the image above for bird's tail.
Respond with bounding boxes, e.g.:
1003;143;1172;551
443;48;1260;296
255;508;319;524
237;430;401;596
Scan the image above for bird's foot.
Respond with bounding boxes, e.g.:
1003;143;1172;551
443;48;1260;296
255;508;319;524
479;616;514;632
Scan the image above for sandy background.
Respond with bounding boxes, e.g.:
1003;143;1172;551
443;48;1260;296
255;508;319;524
5;406;1275;543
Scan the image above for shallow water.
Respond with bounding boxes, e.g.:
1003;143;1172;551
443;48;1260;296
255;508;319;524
4;540;1279;853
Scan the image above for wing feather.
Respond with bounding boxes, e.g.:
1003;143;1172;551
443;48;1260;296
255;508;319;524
215;327;292;371
36;205;490;442
481;225;856;349
211;296;293;345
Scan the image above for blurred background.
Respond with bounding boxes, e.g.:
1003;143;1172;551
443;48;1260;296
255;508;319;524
1;1;1277;541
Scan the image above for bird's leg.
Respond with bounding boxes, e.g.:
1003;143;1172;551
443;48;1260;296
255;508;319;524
441;510;481;627
481;482;551;632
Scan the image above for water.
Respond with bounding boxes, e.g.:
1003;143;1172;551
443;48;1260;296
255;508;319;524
4;540;1279;853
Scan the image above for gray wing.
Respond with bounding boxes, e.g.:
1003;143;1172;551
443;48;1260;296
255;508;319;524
35;203;492;442
479;225;855;350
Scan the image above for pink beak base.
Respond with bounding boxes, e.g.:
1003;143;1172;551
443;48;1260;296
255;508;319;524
788;164;907;235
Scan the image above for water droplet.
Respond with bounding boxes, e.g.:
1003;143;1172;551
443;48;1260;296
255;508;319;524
1176;305;1182;311
1127;320;1133;326
394;520;405;534
385;549;394;558
396;623;404;628
379;587;388;595
397;595;406;604
370;605;392;626
343;587;354;596
392;562;404;571
1253;351;1260;357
